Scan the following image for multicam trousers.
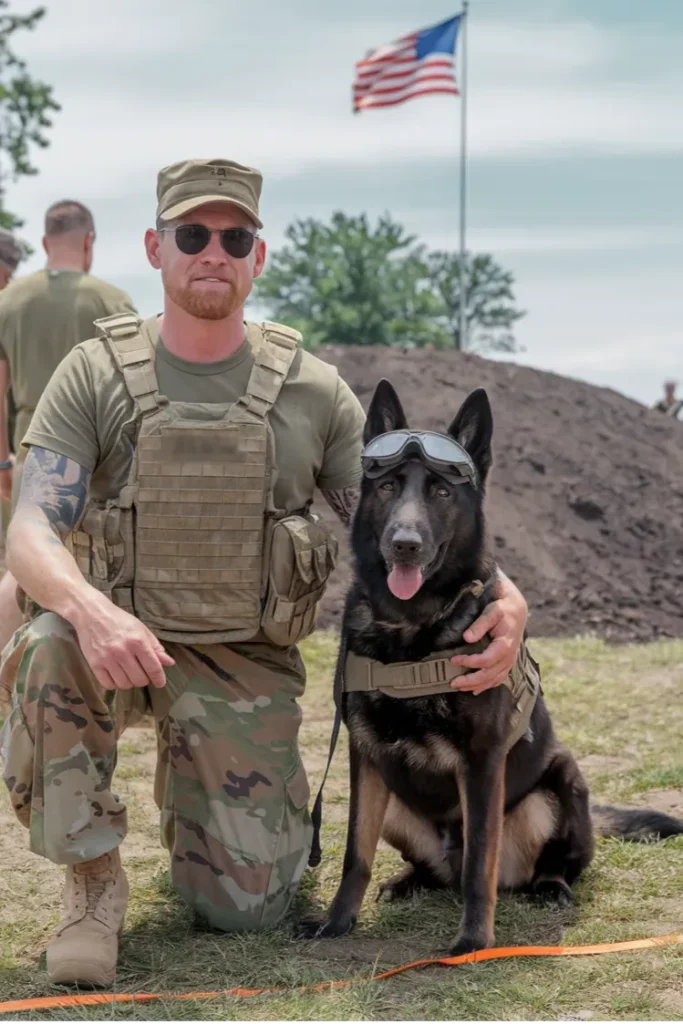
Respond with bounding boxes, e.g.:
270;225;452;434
0;612;313;931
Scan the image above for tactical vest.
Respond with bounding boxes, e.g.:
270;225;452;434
343;617;541;751
69;313;338;646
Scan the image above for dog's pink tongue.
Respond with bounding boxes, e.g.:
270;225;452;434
387;566;424;600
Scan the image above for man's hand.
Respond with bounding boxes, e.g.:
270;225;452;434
449;572;528;696
0;465;11;502
72;592;174;691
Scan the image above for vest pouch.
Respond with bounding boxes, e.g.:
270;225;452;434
260;514;338;647
70;502;135;612
505;643;542;751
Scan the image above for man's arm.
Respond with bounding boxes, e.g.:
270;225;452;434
8;446;173;689
320;486;359;529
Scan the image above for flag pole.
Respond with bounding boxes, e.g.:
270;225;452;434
458;1;469;351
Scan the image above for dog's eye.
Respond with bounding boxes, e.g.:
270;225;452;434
380;480;395;492
436;486;450;498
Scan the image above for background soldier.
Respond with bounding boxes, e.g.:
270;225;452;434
0;158;529;988
653;380;683;419
0;200;135;646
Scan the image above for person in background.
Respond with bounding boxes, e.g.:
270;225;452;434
0;200;135;648
653;381;683;419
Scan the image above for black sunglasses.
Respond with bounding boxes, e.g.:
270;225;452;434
159;224;258;259
362;430;477;487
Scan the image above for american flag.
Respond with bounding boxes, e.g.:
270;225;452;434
353;14;462;112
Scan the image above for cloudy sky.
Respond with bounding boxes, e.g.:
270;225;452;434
7;0;682;405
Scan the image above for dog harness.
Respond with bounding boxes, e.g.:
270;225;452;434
343;640;540;751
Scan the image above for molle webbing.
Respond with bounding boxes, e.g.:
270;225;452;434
231;322;301;422
95;313;158;415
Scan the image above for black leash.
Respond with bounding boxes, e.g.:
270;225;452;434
308;630;346;868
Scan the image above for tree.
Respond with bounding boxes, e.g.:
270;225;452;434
0;2;59;243
256;212;446;349
428;251;526;352
256;211;525;352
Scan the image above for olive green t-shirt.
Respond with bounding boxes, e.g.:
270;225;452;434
24;317;365;511
0;269;135;449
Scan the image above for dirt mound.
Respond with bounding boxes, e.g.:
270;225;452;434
314;345;683;642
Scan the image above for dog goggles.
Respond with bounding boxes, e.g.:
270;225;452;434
361;430;477;487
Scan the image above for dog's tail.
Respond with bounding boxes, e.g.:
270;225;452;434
591;804;683;841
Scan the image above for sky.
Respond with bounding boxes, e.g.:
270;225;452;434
5;0;682;405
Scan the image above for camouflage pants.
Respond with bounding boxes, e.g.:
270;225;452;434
0;612;312;932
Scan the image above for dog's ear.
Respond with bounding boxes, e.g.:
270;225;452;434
447;388;493;481
363;378;408;444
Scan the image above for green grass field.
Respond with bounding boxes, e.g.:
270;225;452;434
1;633;682;1020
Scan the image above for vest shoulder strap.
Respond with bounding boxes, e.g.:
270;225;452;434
232;320;301;421
94;312;143;340
94;314;160;416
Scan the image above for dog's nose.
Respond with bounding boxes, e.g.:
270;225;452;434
391;528;423;558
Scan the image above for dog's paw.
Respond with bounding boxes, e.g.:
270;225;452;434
377;872;417;903
448;931;493;957
295;916;355;940
532;877;573;908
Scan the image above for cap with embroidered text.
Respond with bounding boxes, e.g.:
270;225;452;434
156;158;263;228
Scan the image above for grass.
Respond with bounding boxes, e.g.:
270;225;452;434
1;632;682;1020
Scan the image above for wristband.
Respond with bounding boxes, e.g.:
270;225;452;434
0;459;12;471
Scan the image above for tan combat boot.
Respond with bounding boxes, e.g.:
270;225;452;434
47;849;128;987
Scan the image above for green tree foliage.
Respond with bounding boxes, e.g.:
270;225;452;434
256;211;525;351
0;2;59;243
428;250;526;351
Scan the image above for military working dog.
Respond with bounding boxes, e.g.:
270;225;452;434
301;380;683;955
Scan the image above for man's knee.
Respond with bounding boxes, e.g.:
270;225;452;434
21;610;76;646
180;871;304;933
169;779;313;932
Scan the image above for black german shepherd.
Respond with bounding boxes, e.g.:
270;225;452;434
302;380;683;955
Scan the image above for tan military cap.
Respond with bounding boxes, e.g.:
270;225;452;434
156;158;263;228
0;229;21;271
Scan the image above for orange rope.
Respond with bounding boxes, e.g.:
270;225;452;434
1;932;680;1015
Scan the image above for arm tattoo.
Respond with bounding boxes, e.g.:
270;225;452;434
321;486;360;528
17;446;90;543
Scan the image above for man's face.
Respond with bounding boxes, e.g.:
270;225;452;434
145;203;266;321
0;265;13;290
665;383;676;401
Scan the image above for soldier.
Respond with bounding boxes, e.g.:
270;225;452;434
653;380;683;419
0;200;135;647
0;158;529;988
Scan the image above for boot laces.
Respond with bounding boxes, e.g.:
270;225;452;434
85;877;107;914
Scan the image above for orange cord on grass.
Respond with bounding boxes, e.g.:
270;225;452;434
1;932;681;1015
